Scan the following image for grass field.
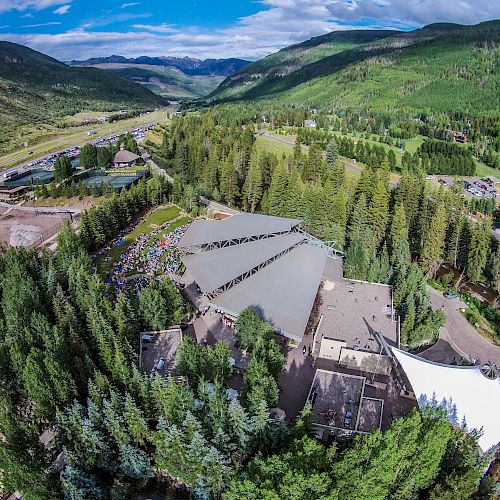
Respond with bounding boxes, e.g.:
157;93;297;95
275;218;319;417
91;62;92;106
255;135;293;157
0;108;173;171
96;205;181;274
475;160;499;179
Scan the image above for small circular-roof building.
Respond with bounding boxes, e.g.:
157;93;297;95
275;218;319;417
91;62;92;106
113;148;140;168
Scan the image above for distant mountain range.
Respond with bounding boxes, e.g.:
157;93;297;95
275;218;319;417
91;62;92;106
71;55;251;77
69;55;251;100
0;41;165;149
208;20;500;117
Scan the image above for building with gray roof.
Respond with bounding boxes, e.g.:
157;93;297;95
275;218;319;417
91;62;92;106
113;149;140;168
208;245;328;342
180;213;341;342
178;213;302;250
182;232;305;294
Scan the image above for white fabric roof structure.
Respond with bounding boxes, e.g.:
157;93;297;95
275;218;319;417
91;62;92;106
392;348;500;451
209;245;328;342
178;213;302;248
182;232;305;293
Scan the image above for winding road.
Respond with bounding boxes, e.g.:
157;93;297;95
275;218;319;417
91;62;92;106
426;286;500;366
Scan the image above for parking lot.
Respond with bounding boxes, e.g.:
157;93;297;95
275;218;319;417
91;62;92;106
428;175;498;200
2;125;152;184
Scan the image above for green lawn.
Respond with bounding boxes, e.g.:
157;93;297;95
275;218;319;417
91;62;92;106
254;135;292;157
404;135;425;154
474;160;499;179
96;205;181;273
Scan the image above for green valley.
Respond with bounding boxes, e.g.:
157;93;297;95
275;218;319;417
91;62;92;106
0;41;166;151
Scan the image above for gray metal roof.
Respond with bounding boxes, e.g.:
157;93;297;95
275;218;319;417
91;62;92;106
182;232;305;293
209;245;328;342
178;213;302;248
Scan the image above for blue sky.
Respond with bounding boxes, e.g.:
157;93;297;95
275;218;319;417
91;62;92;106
0;0;498;60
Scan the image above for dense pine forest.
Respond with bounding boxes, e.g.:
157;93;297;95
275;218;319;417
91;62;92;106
0;222;492;498
145;108;498;347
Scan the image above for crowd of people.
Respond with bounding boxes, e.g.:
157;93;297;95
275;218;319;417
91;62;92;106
95;216;189;296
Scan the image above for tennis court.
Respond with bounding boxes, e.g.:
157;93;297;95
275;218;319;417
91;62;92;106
4;169;54;188
82;174;138;190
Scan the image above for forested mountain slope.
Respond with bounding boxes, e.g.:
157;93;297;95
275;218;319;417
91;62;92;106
210;29;397;100
0;41;166;145
209;21;500;117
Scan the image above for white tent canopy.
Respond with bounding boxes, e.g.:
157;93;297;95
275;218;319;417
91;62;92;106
392;348;500;451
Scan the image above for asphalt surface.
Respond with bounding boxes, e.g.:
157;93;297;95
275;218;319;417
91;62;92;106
428;286;500;366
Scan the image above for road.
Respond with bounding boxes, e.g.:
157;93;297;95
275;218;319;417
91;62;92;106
260;132;499;240
0;108;173;172
427;286;500;366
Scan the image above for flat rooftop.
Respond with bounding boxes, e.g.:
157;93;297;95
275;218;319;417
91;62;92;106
178;213;302;248
140;329;183;376
357;397;384;433
309;369;365;430
309;369;384;434
209;244;328;342
318;279;397;353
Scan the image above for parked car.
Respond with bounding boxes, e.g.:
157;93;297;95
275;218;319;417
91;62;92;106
141;334;156;344
443;291;458;299
156;358;166;370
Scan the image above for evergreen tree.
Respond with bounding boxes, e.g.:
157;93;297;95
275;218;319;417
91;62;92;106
54;155;73;182
389;203;411;277
420;201;447;277
267;162;289;216
325;137;339;167
96;147;112;168
466;218;492;282
219;158;240;207
243;154;263;212
369;175;390;245
80;144;98;169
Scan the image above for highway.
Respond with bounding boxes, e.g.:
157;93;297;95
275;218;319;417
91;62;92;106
0;107;172;172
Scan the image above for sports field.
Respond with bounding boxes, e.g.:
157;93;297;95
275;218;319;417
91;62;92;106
82;174;138;190
4;169;54;188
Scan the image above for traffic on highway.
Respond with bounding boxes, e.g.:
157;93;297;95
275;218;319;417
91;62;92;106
1;125;154;181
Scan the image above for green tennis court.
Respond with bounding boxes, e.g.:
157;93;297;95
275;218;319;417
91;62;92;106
4;169;55;188
82;175;138;190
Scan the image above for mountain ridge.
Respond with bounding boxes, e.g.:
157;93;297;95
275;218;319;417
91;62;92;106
208;20;500;115
70;55;251;77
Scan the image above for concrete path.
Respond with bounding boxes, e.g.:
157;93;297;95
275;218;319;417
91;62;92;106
428;287;500;365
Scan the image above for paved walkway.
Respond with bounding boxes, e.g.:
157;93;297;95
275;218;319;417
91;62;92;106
427;287;500;366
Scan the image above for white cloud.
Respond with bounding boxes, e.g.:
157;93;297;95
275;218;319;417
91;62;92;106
121;2;140;8
132;23;177;33
2;0;499;60
0;24;9;28
20;12;33;17
22;21;62;27
53;4;70;15
0;0;71;13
